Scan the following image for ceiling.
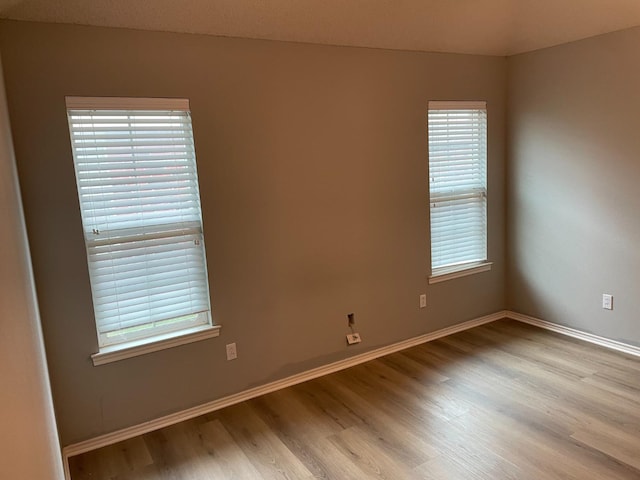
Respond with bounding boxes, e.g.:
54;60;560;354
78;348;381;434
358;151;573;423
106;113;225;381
1;0;640;56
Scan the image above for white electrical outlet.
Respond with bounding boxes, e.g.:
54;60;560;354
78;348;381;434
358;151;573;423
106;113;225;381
226;343;238;360
419;294;427;308
346;333;361;345
602;294;613;310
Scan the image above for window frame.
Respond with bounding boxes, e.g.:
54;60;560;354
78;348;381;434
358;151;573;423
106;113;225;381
66;96;219;364
427;100;491;283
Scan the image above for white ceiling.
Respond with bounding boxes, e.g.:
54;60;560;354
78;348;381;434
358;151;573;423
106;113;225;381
1;0;640;56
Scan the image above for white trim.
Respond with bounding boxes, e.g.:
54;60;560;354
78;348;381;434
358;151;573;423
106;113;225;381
428;100;487;110
62;310;506;473
91;324;221;366
506;311;640;358
429;262;492;284
63;456;71;480
65;96;190;111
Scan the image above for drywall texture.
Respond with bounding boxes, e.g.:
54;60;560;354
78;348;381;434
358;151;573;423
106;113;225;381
0;20;506;445
508;27;640;346
0;53;65;479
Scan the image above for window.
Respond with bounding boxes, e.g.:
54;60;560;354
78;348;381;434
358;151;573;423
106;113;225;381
66;97;215;358
428;101;490;282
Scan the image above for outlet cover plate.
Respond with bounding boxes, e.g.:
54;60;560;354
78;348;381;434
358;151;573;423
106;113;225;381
226;343;237;360
602;294;613;310
346;333;361;345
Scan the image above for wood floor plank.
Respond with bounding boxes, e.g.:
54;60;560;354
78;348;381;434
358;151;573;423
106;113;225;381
190;418;264;479
142;422;221;480
377;351;450;385
488;321;640;373
571;426;640;471
457;324;600;378
290;377;365;431
70;436;153;480
336;359;473;423
455;405;639;480
327;425;418;479
425;333;640;437
214;402;315;479
414;454;484;480
110;464;163;480
69;320;640;480
248;390;360;478
320;374;441;466
581;373;640;404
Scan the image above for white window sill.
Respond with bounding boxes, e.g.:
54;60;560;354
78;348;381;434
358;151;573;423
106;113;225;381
91;324;221;366
429;261;492;284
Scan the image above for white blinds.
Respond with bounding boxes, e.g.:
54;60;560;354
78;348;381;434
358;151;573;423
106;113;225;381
428;101;487;272
67;98;212;346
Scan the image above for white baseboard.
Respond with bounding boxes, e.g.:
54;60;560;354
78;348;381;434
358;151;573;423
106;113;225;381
506;311;640;359
62;310;507;475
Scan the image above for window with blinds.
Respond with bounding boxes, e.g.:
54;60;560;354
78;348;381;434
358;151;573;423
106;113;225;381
428;101;488;276
66;97;212;348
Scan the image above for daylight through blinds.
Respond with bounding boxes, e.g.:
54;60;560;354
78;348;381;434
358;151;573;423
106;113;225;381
67;98;211;346
428;101;487;272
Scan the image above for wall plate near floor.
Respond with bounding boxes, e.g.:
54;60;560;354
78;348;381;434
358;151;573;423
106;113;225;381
226;343;237;360
346;333;361;345
602;294;613;310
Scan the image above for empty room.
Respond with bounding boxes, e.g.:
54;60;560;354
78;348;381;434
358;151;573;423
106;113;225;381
1;1;639;479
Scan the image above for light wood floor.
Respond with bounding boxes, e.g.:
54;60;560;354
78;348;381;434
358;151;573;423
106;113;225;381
69;320;640;479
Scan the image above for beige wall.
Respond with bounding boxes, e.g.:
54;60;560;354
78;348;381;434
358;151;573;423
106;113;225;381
508;27;640;346
6;17;638;451
0;52;65;479
0;20;506;445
